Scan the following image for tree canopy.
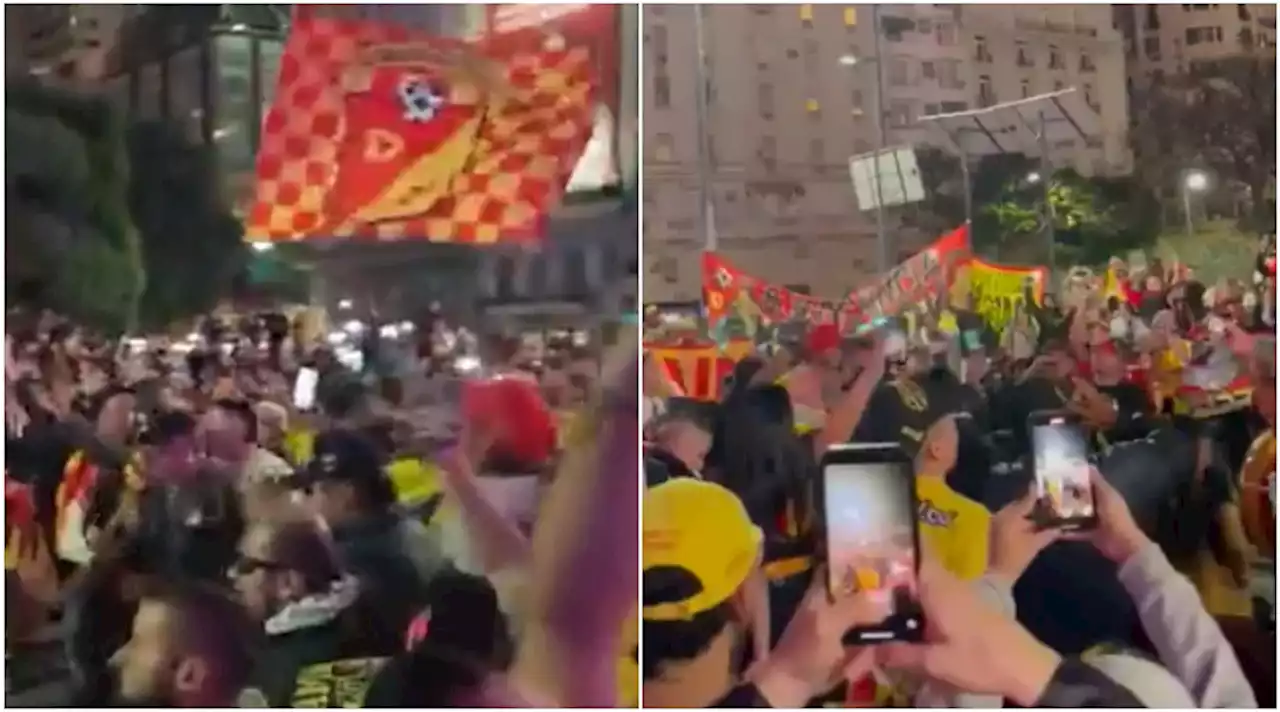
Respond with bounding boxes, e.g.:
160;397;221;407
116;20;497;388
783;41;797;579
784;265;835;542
127;120;247;330
6;80;254;334
1131;50;1276;232
914;148;1160;268
6;80;144;333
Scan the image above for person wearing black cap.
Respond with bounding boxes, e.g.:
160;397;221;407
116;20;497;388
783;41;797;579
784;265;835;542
299;429;446;634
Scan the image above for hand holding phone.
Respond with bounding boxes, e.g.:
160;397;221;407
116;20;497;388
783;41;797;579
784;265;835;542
818;443;924;644
1028;411;1096;530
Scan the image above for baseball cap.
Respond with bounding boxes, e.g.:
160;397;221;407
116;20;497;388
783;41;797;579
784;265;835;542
298;429;394;503
642;479;762;621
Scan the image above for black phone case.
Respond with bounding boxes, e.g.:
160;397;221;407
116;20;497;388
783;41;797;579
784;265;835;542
815;444;926;644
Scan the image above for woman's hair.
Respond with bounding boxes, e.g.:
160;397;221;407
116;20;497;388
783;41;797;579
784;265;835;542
640;565;735;681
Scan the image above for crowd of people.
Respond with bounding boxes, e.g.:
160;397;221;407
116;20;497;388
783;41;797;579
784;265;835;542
5;308;639;707
641;250;1276;708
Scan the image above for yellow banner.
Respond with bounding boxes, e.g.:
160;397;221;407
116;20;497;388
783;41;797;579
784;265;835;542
954;259;1046;336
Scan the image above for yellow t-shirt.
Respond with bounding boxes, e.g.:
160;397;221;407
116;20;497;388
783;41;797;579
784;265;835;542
915;476;990;581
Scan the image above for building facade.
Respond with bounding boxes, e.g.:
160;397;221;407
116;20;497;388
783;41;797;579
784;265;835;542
643;3;1131;302
1115;3;1276;82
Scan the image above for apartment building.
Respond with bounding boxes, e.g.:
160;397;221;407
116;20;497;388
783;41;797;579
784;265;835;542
643;3;1130;301
1115;3;1276;82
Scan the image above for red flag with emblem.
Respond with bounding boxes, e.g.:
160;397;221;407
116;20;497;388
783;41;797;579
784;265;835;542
247;6;596;243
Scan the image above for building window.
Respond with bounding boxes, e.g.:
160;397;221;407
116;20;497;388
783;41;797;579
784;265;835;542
808;138;825;165
939;59;963;89
941;100;969;112
653;132;675;162
1084;83;1099;110
889;100;913;126
651;24;668;58
921;61;937;80
1144;36;1161;59
843;7;857;27
1048;45;1064;69
1186;26;1223;44
214;34;257;178
974;35;992;62
1016;42;1034;67
1238;3;1251;20
978;74;996;107
1054;79;1066;91
924;102;940;115
1145;5;1161;30
654;74;670;108
916;18;934;34
1079;54;1096;72
799;3;813;24
1021;79;1031;98
758;82;775;118
888;57;910;86
851;88;864;112
935;21;956;45
758;135;777;165
806;98;822;115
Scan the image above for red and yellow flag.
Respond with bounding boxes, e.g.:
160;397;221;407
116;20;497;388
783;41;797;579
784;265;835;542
246;6;596;243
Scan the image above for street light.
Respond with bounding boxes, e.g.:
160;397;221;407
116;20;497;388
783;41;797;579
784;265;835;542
1183;170;1209;236
837;37;890;271
1026;171;1042;185
337;298;354;310
250;242;274;253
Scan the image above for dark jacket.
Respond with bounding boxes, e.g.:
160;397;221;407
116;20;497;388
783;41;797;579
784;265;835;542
331;511;444;633
251;607;395;707
643;446;697;488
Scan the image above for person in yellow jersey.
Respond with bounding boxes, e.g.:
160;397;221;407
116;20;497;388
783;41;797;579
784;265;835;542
913;413;993;581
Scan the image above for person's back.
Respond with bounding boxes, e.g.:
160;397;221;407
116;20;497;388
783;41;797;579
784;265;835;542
915;476;989;581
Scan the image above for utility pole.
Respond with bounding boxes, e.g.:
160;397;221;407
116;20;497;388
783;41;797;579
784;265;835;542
870;4;889;272
693;4;719;252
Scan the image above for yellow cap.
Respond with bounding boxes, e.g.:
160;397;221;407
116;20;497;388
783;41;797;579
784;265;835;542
642;479;762;621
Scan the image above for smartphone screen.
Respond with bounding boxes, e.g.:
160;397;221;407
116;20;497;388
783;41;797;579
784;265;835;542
293;367;319;411
820;444;923;643
1031;414;1096;528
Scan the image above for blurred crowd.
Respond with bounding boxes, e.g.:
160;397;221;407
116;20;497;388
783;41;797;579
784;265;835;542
641;247;1276;708
5;306;638;708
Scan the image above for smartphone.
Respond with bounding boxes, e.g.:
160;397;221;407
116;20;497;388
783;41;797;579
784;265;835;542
818;443;924;644
293;367;320;411
1029;411;1097;530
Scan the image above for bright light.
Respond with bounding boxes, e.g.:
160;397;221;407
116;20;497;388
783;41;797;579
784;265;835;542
342;320;365;336
1185;171;1209;191
337;299;354;310
1026;172;1042;184
398;321;416;334
378;324;400;339
326;331;346;346
455;356;482;373
186;332;200;343
250;242;274;253
838;54;861;67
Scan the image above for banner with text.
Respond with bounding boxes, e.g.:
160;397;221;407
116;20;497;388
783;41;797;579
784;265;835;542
953;258;1046;337
701;224;970;343
644;340;754;401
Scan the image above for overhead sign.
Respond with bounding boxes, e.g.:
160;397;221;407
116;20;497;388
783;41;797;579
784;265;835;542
848;146;926;211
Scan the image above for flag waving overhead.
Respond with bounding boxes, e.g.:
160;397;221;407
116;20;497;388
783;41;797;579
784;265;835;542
246;6;596;243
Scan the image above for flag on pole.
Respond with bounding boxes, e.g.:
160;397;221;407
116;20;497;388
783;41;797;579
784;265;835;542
246;6;596;244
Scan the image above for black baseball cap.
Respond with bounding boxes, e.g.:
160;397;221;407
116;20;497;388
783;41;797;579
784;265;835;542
298;429;395;505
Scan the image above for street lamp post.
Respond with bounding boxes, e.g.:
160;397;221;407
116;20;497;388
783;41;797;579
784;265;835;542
837;9;890;271
1183;170;1208;236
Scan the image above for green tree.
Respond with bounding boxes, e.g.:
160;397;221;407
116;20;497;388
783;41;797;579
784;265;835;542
126;120;248;329
1131;50;1276;232
982;168;1160;267
6;80;144;333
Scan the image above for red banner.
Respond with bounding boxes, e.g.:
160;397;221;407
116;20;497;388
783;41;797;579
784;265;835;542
644;340;754;401
702;225;971;335
246;7;596;243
